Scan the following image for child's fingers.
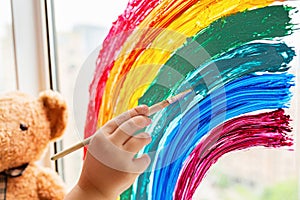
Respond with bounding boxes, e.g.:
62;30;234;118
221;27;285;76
102;105;149;134
110;115;151;146
123;132;151;153
132;154;151;173
88;133;150;173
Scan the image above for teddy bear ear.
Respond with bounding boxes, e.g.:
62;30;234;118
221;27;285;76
38;90;68;141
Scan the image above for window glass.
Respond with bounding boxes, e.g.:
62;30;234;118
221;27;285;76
52;1;299;198
53;0;128;190
0;0;16;93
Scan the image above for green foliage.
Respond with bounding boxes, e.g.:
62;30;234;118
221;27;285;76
261;179;298;200
212;171;298;200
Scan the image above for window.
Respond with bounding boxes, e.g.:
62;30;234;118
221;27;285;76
54;0;297;199
51;0;300;197
52;0;128;190
0;0;16;92
2;0;299;198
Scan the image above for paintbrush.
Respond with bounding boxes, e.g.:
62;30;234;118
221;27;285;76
51;89;192;160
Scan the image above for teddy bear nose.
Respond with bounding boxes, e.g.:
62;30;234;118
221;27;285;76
19;123;28;131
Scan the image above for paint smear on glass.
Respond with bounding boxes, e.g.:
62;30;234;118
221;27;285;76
174;109;293;199
98;5;295;130
122;39;296;200
132;40;296;199
134;73;294;200
82;0;298;200
139;5;294;106
112;0;279;117
85;0;160;137
92;0;281;130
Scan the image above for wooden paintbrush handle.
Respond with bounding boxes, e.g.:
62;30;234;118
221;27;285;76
51;89;192;160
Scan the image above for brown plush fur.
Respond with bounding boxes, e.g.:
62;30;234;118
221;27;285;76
0;90;67;200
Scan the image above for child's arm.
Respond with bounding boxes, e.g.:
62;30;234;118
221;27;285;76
65;105;152;200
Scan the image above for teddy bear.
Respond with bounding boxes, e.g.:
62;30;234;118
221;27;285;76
0;90;68;200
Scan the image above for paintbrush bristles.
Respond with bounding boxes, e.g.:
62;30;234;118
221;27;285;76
167;89;192;104
148;89;192;116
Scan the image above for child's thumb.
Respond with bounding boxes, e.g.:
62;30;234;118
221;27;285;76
132;154;151;173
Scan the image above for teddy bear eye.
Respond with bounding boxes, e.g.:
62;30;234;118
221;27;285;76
20;123;28;131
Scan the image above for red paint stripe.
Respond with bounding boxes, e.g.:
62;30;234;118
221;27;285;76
174;109;293;199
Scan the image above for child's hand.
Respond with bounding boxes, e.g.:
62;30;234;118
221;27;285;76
65;105;152;200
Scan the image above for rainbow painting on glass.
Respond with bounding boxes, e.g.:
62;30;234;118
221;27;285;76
84;0;300;199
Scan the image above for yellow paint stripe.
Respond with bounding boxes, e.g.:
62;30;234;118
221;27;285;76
98;0;276;127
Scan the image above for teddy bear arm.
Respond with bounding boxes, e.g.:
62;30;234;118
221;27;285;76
36;168;66;200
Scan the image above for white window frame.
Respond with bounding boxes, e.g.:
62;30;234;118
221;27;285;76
11;0;64;179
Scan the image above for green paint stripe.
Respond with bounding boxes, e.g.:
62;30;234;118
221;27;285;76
138;5;295;106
